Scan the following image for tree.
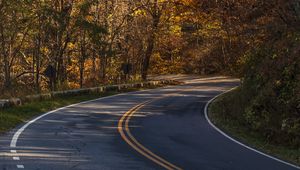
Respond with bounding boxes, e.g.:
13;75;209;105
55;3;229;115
0;0;31;90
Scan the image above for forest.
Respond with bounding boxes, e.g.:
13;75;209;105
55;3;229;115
0;0;297;95
0;0;300;149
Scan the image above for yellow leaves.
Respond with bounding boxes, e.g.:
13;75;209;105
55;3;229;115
68;81;80;89
133;9;147;17
170;25;181;36
150;53;184;75
68;42;76;50
41;47;50;55
158;0;168;3
178;0;194;6
173;16;181;23
206;21;221;30
167;15;182;36
85;15;93;22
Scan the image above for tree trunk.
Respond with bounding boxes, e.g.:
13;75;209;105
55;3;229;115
141;12;160;81
4;55;10;89
100;54;107;83
79;62;84;88
79;32;86;88
1;22;10;89
35;35;41;93
100;0;110;84
141;33;155;81
4;44;11;89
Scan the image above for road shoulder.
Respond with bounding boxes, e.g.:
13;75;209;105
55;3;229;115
207;88;300;168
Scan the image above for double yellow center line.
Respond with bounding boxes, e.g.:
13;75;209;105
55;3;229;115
118;99;183;170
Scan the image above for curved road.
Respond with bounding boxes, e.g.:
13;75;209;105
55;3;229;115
0;77;299;170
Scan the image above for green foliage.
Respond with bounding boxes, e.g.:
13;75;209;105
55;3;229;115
210;88;300;166
231;31;300;147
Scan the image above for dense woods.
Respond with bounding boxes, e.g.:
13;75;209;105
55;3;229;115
0;0;299;147
0;0;190;96
195;0;300;148
1;0;297;94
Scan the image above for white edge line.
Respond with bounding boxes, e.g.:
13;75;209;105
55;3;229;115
13;157;20;160
204;87;300;169
8;88;165;169
9;87;163;149
17;165;24;168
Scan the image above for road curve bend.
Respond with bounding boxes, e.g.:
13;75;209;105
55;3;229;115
0;76;298;170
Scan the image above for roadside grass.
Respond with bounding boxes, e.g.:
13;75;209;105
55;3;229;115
209;88;300;166
0;86;161;134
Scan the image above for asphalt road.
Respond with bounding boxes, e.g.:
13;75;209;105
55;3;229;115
0;76;299;170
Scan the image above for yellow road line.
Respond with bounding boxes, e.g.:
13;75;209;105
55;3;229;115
118;100;183;170
125;102;182;170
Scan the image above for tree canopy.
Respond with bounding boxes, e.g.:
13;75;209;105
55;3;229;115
0;0;299;97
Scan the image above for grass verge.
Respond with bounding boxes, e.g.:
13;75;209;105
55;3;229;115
209;88;300;166
0;85;162;134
